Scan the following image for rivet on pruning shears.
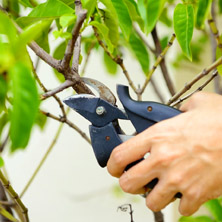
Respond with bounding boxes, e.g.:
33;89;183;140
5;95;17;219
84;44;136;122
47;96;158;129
147;106;152;112
96;106;106;116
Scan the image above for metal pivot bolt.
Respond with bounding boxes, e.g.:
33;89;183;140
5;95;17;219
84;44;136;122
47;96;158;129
96;106;106;115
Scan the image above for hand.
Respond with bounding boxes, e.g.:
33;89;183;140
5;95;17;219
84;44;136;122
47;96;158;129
107;92;222;216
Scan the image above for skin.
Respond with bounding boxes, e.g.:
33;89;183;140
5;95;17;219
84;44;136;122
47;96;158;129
107;92;222;216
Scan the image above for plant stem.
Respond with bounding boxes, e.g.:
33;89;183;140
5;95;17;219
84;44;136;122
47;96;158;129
41;110;91;144
0;171;29;222
140;33;176;95
20;123;64;198
93;26;137;93
167;57;222;105
151;27;176;96
171;71;218;106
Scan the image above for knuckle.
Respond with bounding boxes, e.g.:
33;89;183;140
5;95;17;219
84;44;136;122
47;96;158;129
111;148;124;167
166;173;184;187
119;176;132;193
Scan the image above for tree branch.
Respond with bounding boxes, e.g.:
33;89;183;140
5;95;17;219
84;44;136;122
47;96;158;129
0;171;29;222
93;26;137;93
41;110;91;144
41;80;74;100
167;57;222;105
151;27;176;96
171;71;218;107
61;3;87;70
140;33;176;95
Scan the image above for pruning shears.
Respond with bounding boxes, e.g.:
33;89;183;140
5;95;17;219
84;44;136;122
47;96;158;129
63;78;182;196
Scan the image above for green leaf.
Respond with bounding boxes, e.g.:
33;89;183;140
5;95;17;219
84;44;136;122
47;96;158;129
219;0;222;14
90;21;114;53
0;205;18;222
129;32;149;74
173;3;194;61
35;111;47;131
110;0;132;40
19;0;34;8
179;216;215;222
103;51;118;75
195;0;211;29
28;0;74;17
205;199;222;221
0;12;17;43
103;9;119;46
123;0;144;31
9;62;39;151
18;20;52;49
0;113;8;141
82;0;97;22
0;76;7;112
137;0;146;22
0;43;14;73
60;14;76;28
159;8;172;27
145;0;166;33
35;21;52;53
0;157;4;168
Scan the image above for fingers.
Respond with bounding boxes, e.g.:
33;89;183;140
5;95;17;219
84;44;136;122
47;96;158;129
146;179;177;212
107;130;153;178
118;157;159;194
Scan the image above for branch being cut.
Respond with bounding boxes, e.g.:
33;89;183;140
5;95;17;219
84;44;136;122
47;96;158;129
167;57;222;105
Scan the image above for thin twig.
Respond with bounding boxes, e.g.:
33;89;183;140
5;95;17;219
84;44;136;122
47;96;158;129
151;27;176;96
41;80;74;100
31;58;66;117
140;33;176;95
117;204;134;222
20;123;64;198
153;211;164;222
208;3;222;94
0;171;29;222
133;24;155;54
171;71;218;107
61;2;87;70
150;78;165;103
41;110;91;144
93;26;137;93
167;56;222;105
72;35;82;72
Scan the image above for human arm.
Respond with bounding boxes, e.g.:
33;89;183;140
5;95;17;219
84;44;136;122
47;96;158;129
107;92;222;216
